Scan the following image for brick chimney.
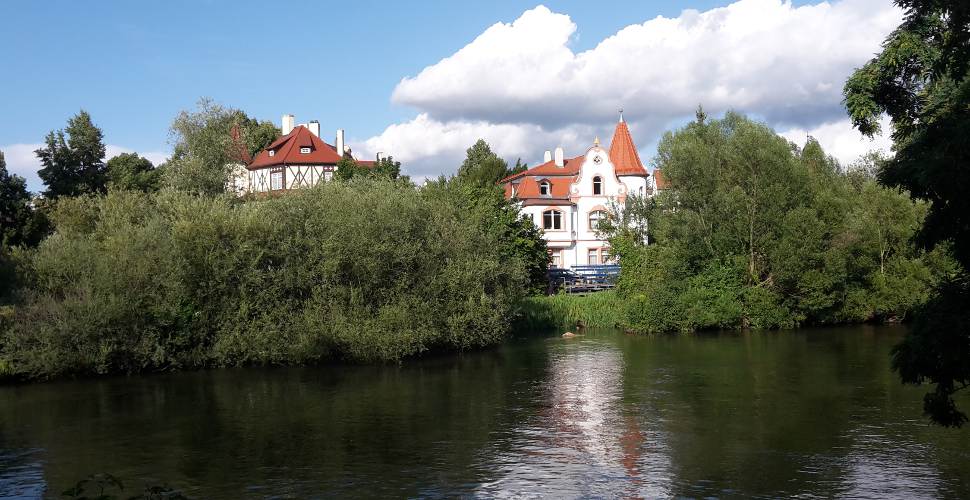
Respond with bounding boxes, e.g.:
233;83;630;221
308;120;320;137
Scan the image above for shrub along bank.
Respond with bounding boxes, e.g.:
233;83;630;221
604;112;958;334
0;180;536;379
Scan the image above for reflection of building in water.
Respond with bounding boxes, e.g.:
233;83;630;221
476;339;671;498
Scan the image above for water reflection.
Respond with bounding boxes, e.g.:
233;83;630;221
1;326;969;499
477;336;672;498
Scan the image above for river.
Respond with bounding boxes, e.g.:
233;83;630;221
1;325;968;498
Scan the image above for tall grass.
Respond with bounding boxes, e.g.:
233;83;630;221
514;291;624;332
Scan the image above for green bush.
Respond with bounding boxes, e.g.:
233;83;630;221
2;180;531;378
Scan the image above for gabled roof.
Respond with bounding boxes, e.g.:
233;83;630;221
499;154;585;183
609;120;648;176
249;125;344;169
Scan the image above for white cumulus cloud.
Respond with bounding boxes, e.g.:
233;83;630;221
778;116;893;165
362;0;902;178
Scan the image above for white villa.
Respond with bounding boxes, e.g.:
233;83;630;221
499;114;668;269
230;114;375;195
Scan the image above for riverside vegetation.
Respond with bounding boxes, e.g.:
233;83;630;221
599;111;957;335
0;103;548;379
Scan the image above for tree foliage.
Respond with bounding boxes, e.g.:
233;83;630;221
1;181;532;378
447;139;548;294
844;0;970;426
35;110;107;199
334;155;403;182
455;139;524;187
106;152;162;192
606;112;946;334
165;98;279;195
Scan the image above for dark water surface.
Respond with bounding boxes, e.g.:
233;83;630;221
2;325;969;498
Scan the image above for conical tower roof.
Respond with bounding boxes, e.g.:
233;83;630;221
608;116;647;176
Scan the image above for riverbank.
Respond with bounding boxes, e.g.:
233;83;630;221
514;291;624;331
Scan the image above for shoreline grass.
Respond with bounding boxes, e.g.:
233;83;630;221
513;291;624;332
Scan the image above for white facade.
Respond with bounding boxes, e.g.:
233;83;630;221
503;117;656;269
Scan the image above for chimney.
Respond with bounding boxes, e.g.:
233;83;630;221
336;129;345;157
543;150;552;163
308;120;320;137
282;114;295;135
554;146;564;167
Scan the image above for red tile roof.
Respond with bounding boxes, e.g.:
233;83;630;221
653;169;669;190
609;120;648;176
499;154;585;183
514;175;574;199
248;125;344;169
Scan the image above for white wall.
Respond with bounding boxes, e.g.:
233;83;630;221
521;145;650;268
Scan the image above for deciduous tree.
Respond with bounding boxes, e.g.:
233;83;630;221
35;110;107;198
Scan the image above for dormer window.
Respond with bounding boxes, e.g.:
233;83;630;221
268;150;275;157
539;180;551;196
300;147;311;154
592;176;603;195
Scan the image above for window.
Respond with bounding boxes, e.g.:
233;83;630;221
324;171;333;182
542;209;562;230
588;210;606;231
270;170;284;191
550;249;562;268
300;147;311;154
588;249;599;265
268;150;276;157
539;180;551;196
592;176;602;195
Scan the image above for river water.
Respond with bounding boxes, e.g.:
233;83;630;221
1;325;968;498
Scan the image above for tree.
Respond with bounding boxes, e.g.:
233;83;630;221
35;110;107;198
165;98;279;195
844;0;970;427
335;155;403;181
106;153;161;192
606;111;940;334
0;150;49;249
456;139;510;187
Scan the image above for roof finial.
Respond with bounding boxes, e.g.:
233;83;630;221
594;136;600;147
619;108;624;123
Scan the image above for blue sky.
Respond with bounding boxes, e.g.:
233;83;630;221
2;0;896;190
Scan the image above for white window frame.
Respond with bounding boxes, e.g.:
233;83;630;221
300;147;311;154
539;181;551;196
268;150;275;157
588;210;606;231
592;176;603;195
270;170;284;191
542;209;563;231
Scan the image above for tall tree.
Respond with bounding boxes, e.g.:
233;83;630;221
35;110;107;198
106;153;161;192
456;139;510;187
844;0;970;427
165;98;279;195
0;150;49;248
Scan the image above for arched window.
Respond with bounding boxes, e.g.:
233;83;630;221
588;210;606;231
592;176;603;195
539;180;551;196
542;209;563;230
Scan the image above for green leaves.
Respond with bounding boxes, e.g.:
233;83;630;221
608;112;940;335
36;110;108;199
